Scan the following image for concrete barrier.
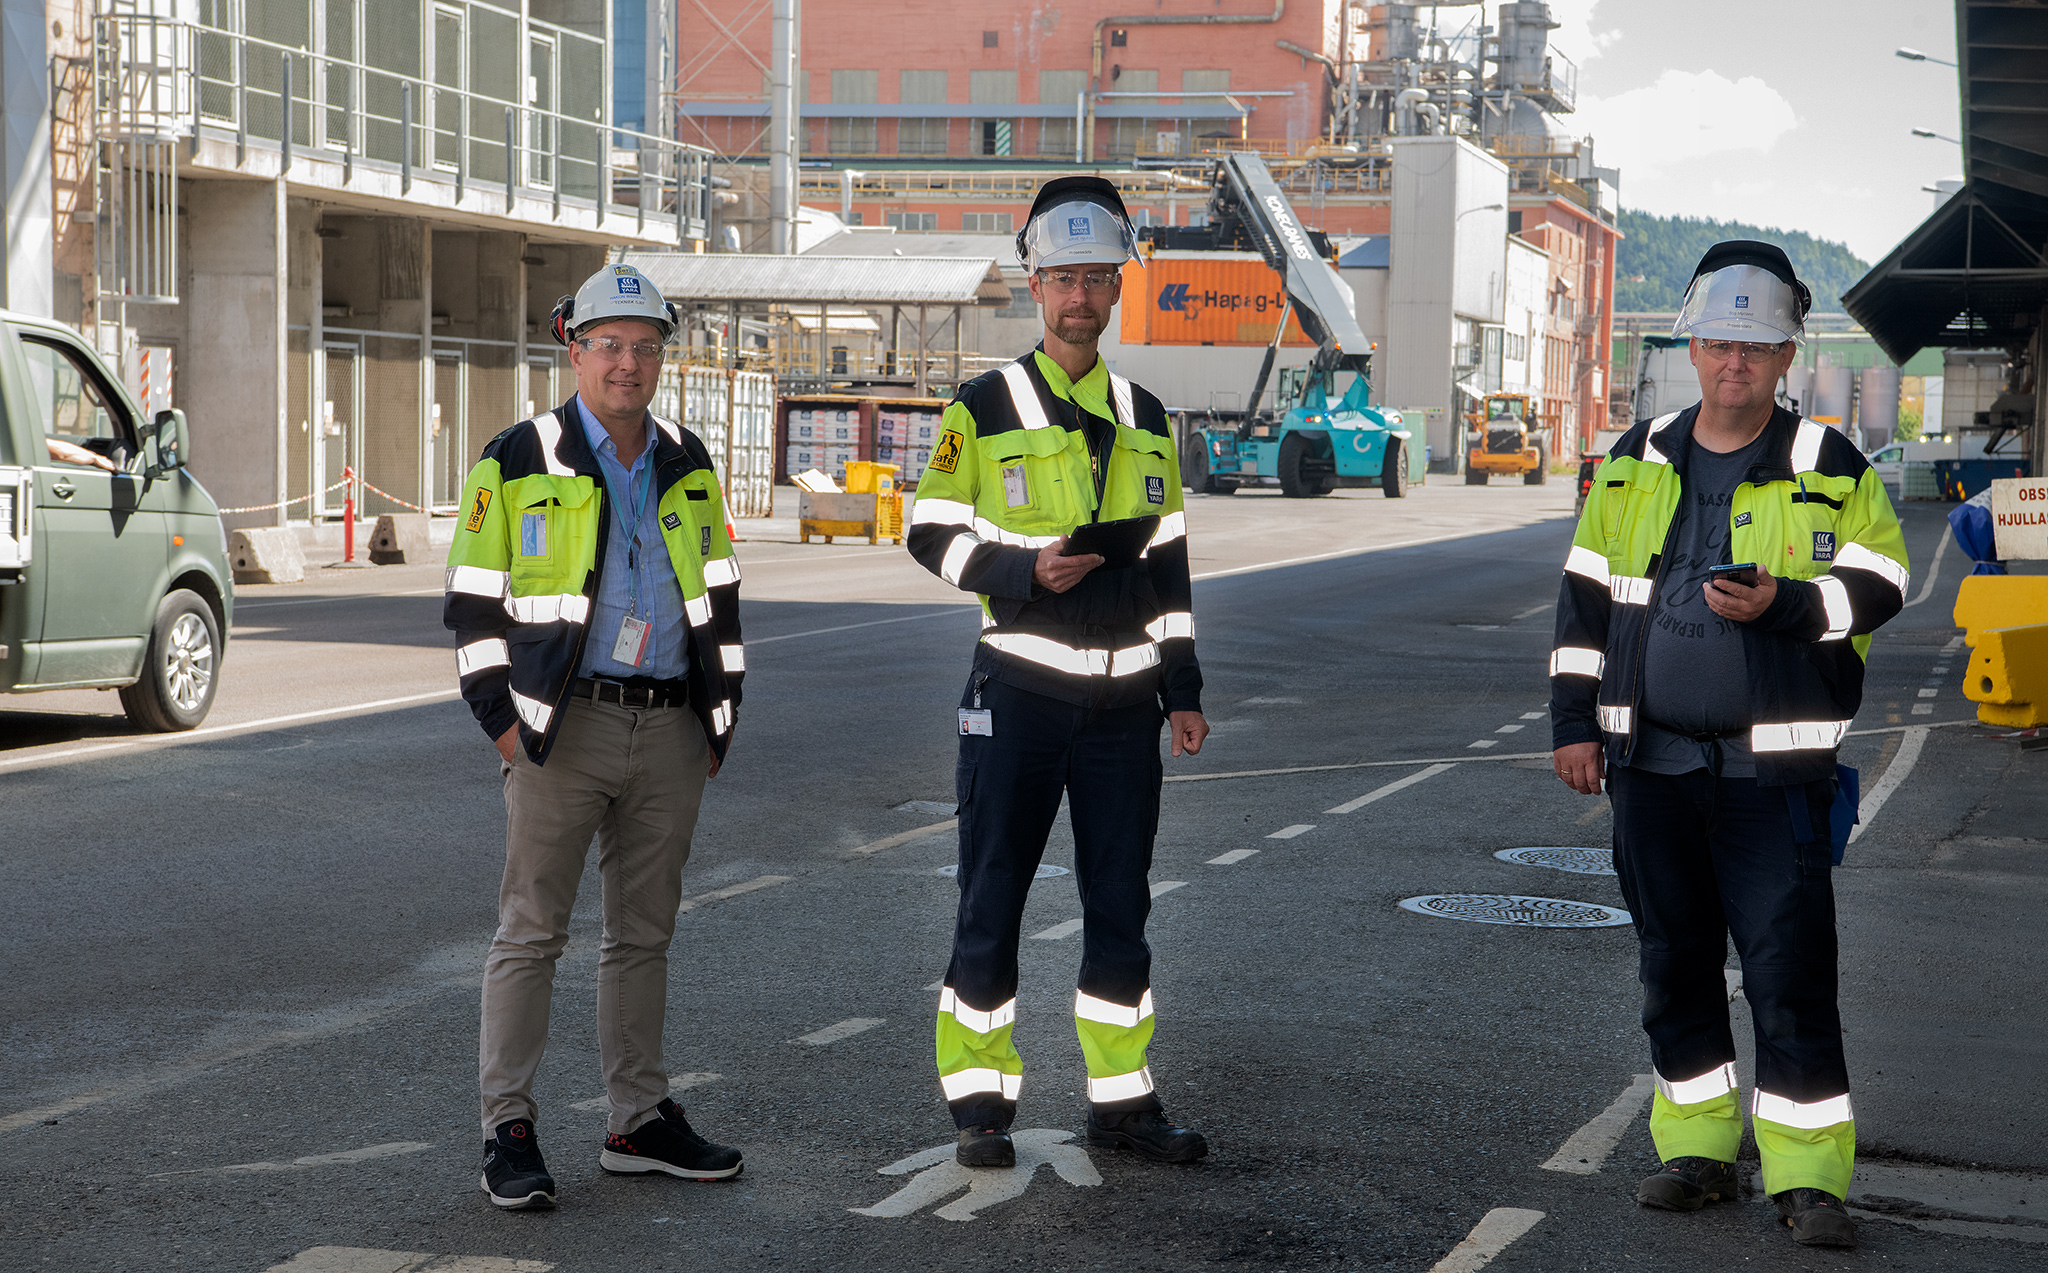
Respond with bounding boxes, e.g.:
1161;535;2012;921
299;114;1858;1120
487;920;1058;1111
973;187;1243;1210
368;514;435;565
229;527;307;584
1964;623;2048;728
1953;575;2048;646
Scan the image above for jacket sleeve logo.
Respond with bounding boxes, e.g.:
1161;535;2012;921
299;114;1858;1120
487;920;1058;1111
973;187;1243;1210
1732;511;1751;528
1812;530;1835;561
700;525;713;556
465;487;492;532
663;510;683;531
929;430;964;474
1145;475;1165;504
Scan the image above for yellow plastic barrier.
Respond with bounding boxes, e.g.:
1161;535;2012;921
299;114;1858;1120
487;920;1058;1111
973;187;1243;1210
1963;623;2048;728
1953;575;2048;647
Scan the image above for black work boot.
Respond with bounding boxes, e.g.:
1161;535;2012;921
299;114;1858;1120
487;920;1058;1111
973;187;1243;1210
956;1125;1015;1168
1775;1187;1858;1248
1085;1108;1209;1163
1636;1156;1738;1211
480;1118;557;1209
599;1098;743;1179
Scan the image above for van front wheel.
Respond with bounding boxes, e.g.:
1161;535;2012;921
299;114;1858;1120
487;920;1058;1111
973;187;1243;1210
120;589;221;732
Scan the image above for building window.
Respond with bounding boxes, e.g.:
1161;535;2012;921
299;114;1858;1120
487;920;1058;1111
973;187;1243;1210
886;211;937;231
830;69;878;155
963;212;1013;233
1110;28;1127;46
982;30;998;47
1037;70;1086;159
897;69;948;156
973;119;1016;155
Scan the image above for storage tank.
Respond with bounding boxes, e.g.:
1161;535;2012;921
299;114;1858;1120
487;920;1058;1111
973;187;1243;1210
1782;366;1813;415
1810;366;1853;429
1858;365;1901;452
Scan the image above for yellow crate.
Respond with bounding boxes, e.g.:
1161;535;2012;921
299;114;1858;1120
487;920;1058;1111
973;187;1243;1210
844;461;900;494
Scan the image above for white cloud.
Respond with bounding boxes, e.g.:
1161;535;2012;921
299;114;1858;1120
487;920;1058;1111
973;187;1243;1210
1574;68;1800;175
1544;0;1621;64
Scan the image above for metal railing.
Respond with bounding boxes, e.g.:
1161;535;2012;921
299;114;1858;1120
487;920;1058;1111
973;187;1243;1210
94;12;712;242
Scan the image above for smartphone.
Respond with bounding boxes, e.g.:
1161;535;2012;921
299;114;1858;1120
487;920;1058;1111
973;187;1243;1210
1710;562;1759;588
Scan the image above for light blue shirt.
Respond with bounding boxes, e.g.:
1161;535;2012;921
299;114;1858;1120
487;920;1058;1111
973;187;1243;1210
572;395;690;680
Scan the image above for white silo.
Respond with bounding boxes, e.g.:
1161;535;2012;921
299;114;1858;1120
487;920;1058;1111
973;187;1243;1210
1858;366;1901;451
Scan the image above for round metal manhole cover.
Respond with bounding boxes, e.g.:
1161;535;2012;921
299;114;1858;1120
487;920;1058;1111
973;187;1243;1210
1495;846;1616;876
936;864;1069;879
1398;894;1632;928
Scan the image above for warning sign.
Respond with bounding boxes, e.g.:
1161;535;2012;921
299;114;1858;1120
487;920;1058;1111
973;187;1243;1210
1991;477;2048;560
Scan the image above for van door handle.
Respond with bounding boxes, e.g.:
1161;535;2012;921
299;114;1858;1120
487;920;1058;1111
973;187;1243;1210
52;482;76;501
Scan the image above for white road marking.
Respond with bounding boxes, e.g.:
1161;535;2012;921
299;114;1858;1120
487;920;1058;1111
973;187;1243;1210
0;690;462;773
1852;1162;2048;1225
750;607;980;646
1848;725;1930;845
236;586;445;610
1540;1073;1653;1175
1725;968;1744;1001
1520;711;1546;720
1029;918;1085;941
1326;763;1457;814
1916;688;1938;698
1495;723;1524;734
263;1248;554;1272
1266;824;1315;839
150;1141;434;1177
1900;526;1951;609
1207;849;1260;865
1512;603;1555;620
1238;696;1303;705
678;875;791;913
1427;1207;1547;1272
798;1017;886;1046
1573;801;1611;826
1467;739;1498;749
848;819;956;857
1150;880;1188;897
1912;703;1934;715
1191;531;1492;582
570;1073;719;1112
851;1128;1101;1221
1943;633;1966;653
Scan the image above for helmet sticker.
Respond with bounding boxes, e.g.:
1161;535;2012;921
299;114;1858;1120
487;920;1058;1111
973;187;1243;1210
1734;295;1748;308
617;275;642;295
1068;215;1091;237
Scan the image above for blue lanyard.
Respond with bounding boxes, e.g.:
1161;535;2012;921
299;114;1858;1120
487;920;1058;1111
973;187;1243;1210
601;431;657;616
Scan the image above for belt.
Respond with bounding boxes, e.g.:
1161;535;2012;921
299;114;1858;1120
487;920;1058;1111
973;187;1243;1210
571;676;688;710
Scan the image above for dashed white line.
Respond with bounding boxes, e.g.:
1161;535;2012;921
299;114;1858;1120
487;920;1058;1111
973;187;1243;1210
1207;849;1260;865
1912;703;1934;715
798;1018;886;1046
1512;602;1555;620
1848;725;1931;845
1495;724;1524;734
1917;688;1939;698
847;820;957;857
678;875;791;913
1467;739;1499;750
1150;880;1188;897
1427;1207;1547;1272
1029;918;1085;941
1266;824;1315;839
570;1073;719;1111
1943;633;1966;653
1326;763;1457;814
750;607;981;646
1519;711;1546;720
151;1141;434;1177
1540;1073;1653;1175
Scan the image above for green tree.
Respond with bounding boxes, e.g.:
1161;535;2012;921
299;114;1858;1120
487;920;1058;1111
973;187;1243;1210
1613;210;1871;314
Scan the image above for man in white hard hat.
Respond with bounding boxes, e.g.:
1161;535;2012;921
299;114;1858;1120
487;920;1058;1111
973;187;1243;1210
445;263;747;1208
1548;241;1909;1249
907;176;1211;1169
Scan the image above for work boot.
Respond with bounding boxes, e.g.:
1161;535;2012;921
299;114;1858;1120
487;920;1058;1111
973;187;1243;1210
1085;1108;1209;1163
1775;1187;1858;1248
956;1125;1015;1168
599;1098;743;1180
1636;1156;1738;1211
480;1118;557;1210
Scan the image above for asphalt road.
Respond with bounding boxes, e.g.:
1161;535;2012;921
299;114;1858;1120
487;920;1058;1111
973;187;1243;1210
1;483;2042;1273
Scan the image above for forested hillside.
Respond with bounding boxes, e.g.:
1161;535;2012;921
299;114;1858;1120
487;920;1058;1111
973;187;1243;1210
1613;209;1872;314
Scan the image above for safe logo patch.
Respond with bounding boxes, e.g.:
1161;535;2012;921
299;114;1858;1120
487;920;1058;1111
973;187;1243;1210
929;430;964;474
465;487;492;532
1812;530;1835;561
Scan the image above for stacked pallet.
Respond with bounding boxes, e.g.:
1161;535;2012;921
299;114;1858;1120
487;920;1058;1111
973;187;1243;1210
786;408;863;484
876;409;944;484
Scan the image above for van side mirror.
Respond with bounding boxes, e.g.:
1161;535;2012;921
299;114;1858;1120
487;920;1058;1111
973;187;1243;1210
149;408;189;475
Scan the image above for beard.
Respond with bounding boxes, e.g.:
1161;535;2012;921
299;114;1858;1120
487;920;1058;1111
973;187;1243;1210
1049;309;1107;345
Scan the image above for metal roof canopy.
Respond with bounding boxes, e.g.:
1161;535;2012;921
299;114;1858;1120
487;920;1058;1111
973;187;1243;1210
1843;0;2048;363
621;252;1011;307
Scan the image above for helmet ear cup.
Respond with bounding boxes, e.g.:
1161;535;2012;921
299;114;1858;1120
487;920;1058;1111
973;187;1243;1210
664;300;680;336
550;294;575;347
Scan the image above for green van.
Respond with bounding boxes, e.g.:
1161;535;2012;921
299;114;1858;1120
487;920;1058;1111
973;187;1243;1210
0;313;233;731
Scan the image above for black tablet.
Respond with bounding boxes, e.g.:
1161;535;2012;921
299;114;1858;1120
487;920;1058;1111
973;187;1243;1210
1062;515;1160;570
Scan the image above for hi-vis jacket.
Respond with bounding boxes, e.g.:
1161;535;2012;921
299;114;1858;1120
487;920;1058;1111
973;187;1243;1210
908;349;1202;713
443;401;743;764
1550;405;1909;785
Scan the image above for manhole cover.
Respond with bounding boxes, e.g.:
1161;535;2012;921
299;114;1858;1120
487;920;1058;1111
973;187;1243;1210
1495;846;1616;876
1398;894;1632;927
936;864;1068;879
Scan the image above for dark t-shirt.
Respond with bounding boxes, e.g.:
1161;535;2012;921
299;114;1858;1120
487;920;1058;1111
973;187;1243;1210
1631;432;1766;777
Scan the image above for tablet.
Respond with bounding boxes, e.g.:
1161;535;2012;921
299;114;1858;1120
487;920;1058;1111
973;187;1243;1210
1062;515;1160;570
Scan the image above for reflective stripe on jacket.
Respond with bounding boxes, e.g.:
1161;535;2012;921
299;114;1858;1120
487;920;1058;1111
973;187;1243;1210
443;400;744;763
1549;405;1909;785
907;349;1201;713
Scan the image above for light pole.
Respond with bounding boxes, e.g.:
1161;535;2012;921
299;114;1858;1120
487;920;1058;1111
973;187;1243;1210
1894;47;1958;67
1912;127;1962;145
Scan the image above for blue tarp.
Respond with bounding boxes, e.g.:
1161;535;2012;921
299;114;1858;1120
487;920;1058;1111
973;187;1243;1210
1949;489;2006;575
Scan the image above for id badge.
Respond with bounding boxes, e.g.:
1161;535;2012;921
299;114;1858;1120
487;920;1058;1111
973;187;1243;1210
1001;464;1029;508
611;615;651;668
519;510;548;557
958;708;993;737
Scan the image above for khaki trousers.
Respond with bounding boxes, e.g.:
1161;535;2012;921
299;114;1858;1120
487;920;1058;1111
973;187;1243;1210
479;694;710;1135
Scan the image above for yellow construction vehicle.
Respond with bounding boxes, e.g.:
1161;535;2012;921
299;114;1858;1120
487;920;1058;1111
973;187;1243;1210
1464;393;1548;485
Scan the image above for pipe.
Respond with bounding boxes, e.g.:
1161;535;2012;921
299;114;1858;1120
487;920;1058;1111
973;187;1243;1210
768;0;796;253
1087;1;1284;164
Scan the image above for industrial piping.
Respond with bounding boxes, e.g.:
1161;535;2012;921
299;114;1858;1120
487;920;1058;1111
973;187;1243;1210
1086;1;1285;164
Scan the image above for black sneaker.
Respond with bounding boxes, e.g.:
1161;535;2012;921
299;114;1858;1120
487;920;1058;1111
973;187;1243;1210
480;1118;556;1210
956;1125;1015;1168
598;1097;743;1180
1085;1109;1209;1163
1636;1156;1737;1211
1775;1187;1858;1248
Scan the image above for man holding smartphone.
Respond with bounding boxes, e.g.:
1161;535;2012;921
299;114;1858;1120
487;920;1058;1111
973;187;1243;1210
906;176;1210;1169
1549;242;1909;1248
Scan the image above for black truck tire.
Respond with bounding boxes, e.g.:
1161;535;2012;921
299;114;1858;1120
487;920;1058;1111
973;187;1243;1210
1525;437;1549;485
1464;465;1487;485
1183;437;1215;494
1381;438;1409;498
1277;433;1332;498
120;589;221;732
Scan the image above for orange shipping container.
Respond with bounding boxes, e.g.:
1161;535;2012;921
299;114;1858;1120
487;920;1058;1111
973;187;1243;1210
1119;257;1315;347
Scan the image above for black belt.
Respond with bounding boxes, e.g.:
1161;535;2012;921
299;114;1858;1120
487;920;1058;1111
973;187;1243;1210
571;676;688;710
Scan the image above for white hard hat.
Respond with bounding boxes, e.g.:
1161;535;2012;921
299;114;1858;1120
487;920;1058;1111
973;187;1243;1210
1018;199;1138;273
1670;241;1811;344
550;263;678;346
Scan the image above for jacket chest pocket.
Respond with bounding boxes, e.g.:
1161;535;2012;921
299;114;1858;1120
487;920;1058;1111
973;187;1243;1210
1110;427;1176;511
1598;467;1664;553
503;475;598;591
980;427;1086;531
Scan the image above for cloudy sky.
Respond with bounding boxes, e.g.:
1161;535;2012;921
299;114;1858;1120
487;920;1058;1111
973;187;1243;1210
1519;0;1963;264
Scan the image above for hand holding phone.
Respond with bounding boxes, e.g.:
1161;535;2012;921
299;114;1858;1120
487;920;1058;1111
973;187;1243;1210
1709;562;1759;589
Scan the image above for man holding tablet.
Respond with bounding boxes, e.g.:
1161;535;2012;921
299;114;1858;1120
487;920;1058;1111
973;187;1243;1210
906;176;1210;1170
